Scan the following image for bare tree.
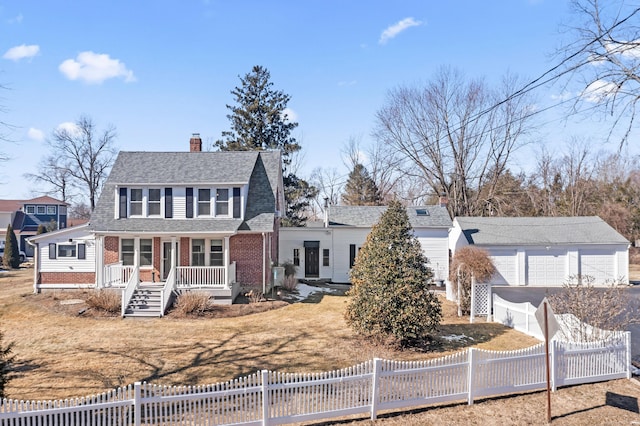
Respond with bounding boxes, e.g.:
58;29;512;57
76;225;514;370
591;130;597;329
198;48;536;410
309;166;342;211
24;155;75;202
35;115;117;211
557;0;640;146
374;67;535;216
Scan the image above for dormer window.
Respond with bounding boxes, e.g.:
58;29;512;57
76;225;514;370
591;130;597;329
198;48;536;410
25;205;35;214
47;206;57;215
216;189;229;216
198;189;211;216
37;205;46;215
148;189;161;216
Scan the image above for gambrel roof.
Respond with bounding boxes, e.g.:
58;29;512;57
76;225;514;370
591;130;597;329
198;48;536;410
89;150;282;234
328;205;452;229
455;216;629;246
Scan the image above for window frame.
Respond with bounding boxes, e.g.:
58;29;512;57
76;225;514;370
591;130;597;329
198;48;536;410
37;205;46;215
121;238;135;266
129;188;143;216
209;239;224;266
197;189;211;216
216;188;229;216
293;248;300;266
323;248;330;267
147;188;161;216
25;205;35;214
47;206;57;215
191;239;206;266
57;244;77;258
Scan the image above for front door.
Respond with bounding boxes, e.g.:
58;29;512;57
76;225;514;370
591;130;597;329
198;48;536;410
161;241;176;280
305;246;319;278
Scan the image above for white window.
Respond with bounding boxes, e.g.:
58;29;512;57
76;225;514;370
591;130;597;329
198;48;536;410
121;238;152;266
130;189;143;216
198;189;211;216
57;244;76;258
140;239;153;266
210;239;223;266
121;239;135;266
47;206;56;215
25;205;35;214
37;205;46;214
216;188;229;216
192;239;205;266
148;189;161;216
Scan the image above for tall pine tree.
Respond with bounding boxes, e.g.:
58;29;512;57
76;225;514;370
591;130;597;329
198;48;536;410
344;201;441;347
216;65;316;226
342;163;382;206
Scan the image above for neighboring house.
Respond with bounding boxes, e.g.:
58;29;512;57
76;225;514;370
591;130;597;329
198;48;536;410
0;196;68;257
279;204;453;283
28;135;284;314
449;216;630;286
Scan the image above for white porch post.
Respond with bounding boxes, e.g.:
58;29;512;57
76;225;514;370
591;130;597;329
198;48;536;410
134;237;140;268
96;235;104;288
171;237;177;269
224;236;230;289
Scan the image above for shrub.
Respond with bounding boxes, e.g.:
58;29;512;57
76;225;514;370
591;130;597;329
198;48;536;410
0;330;15;399
281;275;298;291
547;274;639;342
449;246;496;315
344;200;441;348
245;290;264;304
86;290;121;313
174;292;211;316
281;260;297;277
3;225;21;269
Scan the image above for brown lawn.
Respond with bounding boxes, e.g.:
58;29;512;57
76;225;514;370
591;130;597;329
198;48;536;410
1;267;639;425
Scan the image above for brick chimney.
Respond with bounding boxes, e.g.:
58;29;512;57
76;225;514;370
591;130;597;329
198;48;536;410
438;193;448;208
189;133;202;152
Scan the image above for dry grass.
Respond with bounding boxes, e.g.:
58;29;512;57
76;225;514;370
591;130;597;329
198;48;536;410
0;268;638;425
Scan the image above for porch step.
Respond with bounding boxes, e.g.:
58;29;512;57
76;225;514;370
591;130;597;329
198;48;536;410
124;283;164;318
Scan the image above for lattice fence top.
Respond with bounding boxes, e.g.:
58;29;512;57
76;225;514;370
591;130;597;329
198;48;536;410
473;283;490;316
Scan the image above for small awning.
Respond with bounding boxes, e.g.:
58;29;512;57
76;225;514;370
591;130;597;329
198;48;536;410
303;241;320;248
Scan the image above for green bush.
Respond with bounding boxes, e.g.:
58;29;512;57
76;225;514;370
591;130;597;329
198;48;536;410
344;201;441;347
0;330;15;399
3;225;21;269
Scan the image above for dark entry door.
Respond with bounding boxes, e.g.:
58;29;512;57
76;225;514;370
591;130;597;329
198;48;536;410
304;241;320;278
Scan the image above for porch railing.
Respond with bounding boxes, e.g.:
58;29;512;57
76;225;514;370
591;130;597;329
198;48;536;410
121;267;139;317
103;262;134;288
176;266;227;288
160;267;176;317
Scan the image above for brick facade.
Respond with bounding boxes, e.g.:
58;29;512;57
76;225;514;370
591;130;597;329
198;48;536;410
104;236;119;265
230;233;272;287
180;237;190;266
40;272;95;284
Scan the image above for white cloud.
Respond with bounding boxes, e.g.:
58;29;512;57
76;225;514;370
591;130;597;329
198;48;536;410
3;44;39;61
59;51;136;84
282;107;298;122
582;79;618;103
379;17;423;45
551;91;572;102
604;40;640;59
27;128;45;142
56;122;81;135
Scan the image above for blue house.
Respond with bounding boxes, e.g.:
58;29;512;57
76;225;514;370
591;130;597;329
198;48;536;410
0;196;68;257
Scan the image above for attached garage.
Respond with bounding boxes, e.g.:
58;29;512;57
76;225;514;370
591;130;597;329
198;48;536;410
450;216;630;286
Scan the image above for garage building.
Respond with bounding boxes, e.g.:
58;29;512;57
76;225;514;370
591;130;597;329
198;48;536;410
449;216;630;286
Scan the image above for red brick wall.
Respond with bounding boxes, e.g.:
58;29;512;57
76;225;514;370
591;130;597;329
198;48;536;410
104;236;119;264
230;233;271;287
40;272;95;284
180;237;190;266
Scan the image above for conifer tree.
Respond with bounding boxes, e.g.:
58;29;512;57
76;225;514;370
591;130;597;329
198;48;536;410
0;330;14;399
216;66;317;225
342;163;382;206
36;224;46;235
3;225;20;269
344;201;441;347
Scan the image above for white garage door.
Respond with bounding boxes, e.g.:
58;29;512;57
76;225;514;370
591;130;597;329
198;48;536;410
580;250;616;284
527;250;566;286
490;251;517;285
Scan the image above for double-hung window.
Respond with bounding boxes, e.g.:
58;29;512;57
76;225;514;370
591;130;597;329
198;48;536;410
198;189;211;216
130;189;143;216
121;238;152;266
25;205;35;214
121;239;135;265
37;205;46;214
47;206;56;215
192;239;205;266
148;189;161;216
140;239;152;266
216;189;229;216
210;239;223;266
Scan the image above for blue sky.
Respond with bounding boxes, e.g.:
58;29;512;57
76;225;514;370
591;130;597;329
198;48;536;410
0;0;630;200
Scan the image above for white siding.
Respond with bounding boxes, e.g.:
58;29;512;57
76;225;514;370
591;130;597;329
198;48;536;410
279;228;334;280
38;229;96;273
414;228;450;282
332;228;371;283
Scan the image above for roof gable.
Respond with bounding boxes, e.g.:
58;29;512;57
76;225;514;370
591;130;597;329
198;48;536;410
455;216;629;245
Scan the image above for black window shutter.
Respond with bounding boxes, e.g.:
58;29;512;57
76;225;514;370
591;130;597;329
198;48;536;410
49;243;56;259
119;187;127;218
233;187;241;218
78;243;86;259
165;188;173;218
186;187;193;218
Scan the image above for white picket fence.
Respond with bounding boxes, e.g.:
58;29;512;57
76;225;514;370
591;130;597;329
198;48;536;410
0;335;630;426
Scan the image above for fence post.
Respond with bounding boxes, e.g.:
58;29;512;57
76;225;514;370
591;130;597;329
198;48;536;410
486;284;492;322
134;382;141;426
470;276;476;323
370;358;381;420
261;370;270;426
551;340;557;392
626;331;632;380
467;348;475;405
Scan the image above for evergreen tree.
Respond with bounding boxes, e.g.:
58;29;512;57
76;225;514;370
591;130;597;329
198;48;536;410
342;163;382;206
0;330;14;399
216;65;316;225
36;224;46;235
3;225;20;269
344;201;441;347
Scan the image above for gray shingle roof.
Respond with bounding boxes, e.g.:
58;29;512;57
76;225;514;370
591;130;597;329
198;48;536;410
89;150;281;234
328;205;452;228
455;216;629;246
